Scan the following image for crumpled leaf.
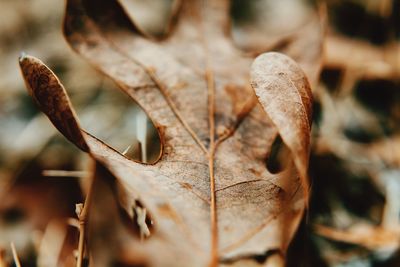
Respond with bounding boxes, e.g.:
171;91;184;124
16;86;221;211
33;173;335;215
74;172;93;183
19;0;322;266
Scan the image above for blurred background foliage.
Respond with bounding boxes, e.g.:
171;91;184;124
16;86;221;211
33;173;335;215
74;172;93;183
0;0;399;266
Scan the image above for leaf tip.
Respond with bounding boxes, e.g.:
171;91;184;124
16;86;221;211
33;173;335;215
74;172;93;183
18;54;90;153
18;51;28;63
18;53;42;69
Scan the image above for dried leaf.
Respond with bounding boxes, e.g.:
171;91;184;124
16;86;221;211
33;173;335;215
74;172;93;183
19;54;89;152
250;52;313;201
19;0;321;265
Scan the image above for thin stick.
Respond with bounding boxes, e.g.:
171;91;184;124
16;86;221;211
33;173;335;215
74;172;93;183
42;170;88;178
76;222;86;267
10;242;21;267
76;166;96;267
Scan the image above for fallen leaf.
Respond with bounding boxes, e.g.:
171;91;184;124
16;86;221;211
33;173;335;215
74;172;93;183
251;52;313;202
19;0;321;265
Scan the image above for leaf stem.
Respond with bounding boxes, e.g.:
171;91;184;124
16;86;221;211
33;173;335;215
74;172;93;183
76;221;86;267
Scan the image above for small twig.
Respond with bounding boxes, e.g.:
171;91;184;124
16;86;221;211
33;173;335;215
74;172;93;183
10;242;21;267
76;221;86;267
76;165;96;267
42;170;89;178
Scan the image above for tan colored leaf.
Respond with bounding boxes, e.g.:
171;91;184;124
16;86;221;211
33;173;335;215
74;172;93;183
250;52;313;201
19;0;321;266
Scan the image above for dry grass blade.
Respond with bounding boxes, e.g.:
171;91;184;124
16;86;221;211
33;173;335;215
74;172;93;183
10;242;22;267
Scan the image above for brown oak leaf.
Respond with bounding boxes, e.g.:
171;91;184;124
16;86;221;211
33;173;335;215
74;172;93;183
19;0;322;266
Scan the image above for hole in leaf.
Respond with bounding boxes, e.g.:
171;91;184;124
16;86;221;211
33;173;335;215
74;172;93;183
101;164;155;240
266;135;290;174
79;79;162;164
130;199;154;240
90;163;156;248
